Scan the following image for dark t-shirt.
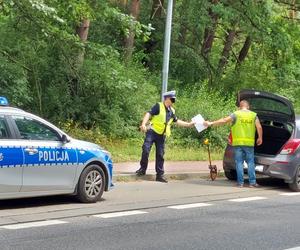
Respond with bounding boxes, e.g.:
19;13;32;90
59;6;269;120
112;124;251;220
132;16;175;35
149;103;178;123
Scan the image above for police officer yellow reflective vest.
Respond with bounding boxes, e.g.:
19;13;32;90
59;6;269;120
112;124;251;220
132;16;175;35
231;110;257;146
151;102;175;137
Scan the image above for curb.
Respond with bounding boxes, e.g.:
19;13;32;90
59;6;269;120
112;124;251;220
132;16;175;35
113;171;225;182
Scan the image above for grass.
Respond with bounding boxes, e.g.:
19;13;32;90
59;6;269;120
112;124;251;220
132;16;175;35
102;139;224;163
64;127;224;163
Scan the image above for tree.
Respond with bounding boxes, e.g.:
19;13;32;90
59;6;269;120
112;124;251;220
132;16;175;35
217;28;236;75
201;0;219;57
124;0;141;61
236;35;251;66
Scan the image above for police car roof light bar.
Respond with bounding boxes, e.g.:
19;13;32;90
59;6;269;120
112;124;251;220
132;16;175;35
0;97;9;106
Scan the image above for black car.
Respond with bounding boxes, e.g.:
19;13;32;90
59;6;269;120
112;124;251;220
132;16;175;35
223;89;300;191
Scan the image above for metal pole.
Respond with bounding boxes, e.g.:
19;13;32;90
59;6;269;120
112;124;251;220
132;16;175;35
161;0;173;101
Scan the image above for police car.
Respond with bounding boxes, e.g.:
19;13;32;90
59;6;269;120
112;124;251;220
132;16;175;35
0;97;113;203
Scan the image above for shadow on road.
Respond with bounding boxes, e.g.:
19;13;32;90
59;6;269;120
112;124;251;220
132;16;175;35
0;195;106;210
0;195;77;209
185;176;290;190
256;177;288;188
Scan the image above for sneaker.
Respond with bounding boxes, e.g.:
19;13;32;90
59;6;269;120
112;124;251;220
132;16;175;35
237;184;244;188
156;175;168;183
135;169;146;176
249;183;260;188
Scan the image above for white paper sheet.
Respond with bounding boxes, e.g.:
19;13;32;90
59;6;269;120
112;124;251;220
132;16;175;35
192;114;207;133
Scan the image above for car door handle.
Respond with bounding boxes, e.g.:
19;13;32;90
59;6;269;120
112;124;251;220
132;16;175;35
24;148;38;155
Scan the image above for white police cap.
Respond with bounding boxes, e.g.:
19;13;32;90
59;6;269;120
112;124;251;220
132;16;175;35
163;90;176;99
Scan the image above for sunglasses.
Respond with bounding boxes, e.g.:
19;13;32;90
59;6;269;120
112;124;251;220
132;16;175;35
170;98;176;103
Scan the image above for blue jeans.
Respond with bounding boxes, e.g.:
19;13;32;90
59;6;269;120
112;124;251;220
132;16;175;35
234;146;256;185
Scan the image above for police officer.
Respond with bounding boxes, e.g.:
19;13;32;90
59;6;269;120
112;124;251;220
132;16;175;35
136;90;195;183
204;100;263;187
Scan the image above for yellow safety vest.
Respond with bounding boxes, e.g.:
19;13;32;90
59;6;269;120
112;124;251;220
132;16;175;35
231;110;257;146
150;102;175;137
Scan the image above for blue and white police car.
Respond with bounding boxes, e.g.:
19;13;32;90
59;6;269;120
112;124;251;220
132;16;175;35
0;97;113;203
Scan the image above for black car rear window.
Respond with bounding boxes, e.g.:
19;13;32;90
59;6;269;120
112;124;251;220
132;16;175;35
248;97;292;116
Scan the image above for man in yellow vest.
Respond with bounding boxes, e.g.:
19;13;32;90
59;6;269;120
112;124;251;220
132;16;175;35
204;100;263;187
136;90;195;183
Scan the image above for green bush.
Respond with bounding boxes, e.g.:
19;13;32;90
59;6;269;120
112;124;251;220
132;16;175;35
170;86;236;148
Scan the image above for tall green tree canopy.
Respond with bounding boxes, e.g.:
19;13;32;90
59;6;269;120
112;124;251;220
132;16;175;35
0;0;299;140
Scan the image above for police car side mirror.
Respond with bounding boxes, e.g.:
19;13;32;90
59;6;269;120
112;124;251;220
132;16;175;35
61;134;70;143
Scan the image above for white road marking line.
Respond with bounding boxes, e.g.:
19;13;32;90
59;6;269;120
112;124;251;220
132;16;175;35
280;192;300;196
167;203;212;210
229;196;267;202
0;220;68;230
283;247;300;250
94;210;148;218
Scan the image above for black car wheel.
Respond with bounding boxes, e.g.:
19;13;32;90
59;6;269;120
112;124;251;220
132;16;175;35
289;166;300;192
224;169;237;181
77;164;106;203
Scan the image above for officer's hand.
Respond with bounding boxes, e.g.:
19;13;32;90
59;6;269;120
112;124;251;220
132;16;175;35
203;121;212;127
140;124;147;133
189;121;196;128
256;138;263;146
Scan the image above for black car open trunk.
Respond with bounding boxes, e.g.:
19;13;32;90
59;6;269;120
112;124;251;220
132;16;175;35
254;119;293;156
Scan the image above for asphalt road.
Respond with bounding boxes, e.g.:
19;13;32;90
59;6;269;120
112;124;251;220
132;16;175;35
0;186;300;250
0;177;300;250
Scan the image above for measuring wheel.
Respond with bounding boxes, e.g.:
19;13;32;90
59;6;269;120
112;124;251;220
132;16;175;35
209;164;217;181
204;139;218;181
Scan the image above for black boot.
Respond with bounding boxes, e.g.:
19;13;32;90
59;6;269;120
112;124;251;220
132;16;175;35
156;175;168;183
136;168;146;176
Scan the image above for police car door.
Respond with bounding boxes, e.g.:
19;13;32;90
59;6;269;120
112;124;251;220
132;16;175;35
11;115;78;192
0;115;23;193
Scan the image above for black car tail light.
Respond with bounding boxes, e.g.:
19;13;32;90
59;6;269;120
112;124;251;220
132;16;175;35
280;139;300;155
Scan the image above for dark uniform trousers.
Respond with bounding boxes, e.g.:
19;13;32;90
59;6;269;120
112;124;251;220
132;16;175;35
140;129;166;176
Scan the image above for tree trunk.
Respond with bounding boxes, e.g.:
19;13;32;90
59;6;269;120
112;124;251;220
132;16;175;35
151;0;164;19
76;18;90;67
289;0;296;19
237;36;251;65
217;28;236;75
178;0;188;44
76;19;90;42
143;0;165;68
201;0;219;57
69;19;90;96
124;0;140;62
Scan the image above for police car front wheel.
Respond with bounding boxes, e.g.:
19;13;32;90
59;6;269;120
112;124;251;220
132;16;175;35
77;164;106;203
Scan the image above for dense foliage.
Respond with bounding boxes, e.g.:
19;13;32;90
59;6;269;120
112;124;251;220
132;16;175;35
1;0;300;147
